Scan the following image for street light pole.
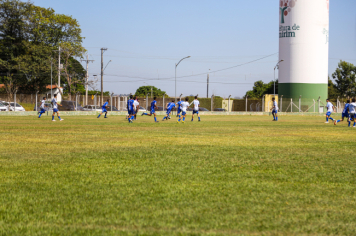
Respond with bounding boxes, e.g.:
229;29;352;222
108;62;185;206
274;60;284;97
175;56;190;104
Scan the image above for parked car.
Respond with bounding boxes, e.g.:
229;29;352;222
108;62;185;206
138;106;147;112
187;107;210;111
156;106;164;111
0;101;8;111
106;105;119;111
33;102;53;112
83;105;102;111
214;108;227;112
3;102;26;111
60;101;84;111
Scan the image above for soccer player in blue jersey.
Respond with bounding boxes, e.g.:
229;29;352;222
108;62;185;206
348;98;356;128
176;99;182;117
51;94;63;121
190;96;201;121
334;100;350;126
38;97;46;118
325;99;335;123
162;100;176;121
97;99;109;118
127;95;135;123
141;97;159;122
271;97;279;121
177;97;189;123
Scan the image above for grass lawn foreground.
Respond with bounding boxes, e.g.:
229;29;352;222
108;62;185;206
0;115;355;235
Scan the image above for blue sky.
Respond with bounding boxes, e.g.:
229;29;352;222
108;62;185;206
33;0;356;98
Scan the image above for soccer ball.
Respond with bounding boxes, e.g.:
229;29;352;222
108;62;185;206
168;116;171;119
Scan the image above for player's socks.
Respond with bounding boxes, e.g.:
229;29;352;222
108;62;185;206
191;119;193;121
38;113;41;118
349;121;351;127
276;117;278;121
52;116;54;121
326;117;328;122
58;116;61;120
154;117;157;122
183;117;185;121
198;117;200;121
329;117;334;121
97;114;101;118
142;113;148;116
336;120;340;123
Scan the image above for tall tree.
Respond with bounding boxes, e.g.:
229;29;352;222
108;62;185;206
332;61;356;97
245;80;277;98
134;86;167;97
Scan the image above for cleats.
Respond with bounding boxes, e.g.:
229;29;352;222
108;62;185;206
141;113;144;116
52;120;56;122
60;119;64;121
182;121;185;124
104;117;108;118
325;122;329;123
155;121;159;123
177;121;180;124
198;120;200;122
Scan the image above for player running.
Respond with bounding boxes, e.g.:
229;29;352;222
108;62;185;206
176;98;182;117
190;96;201;122
271;97;278;121
133;97;139;120
334;100;350;126
38;97;46;118
348;98;356;128
162;100;176;121
177;97;189;124
127;95;135;123
141;97;159;122
325;98;335;123
51;94;63;122
97;99;109;118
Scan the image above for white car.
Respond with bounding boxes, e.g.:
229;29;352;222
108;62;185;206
82;105;102;111
0;101;8;111
3;102;26;111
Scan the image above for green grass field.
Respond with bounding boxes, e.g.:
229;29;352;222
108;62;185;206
1;115;356;235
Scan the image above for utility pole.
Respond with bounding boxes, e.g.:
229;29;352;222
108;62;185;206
58;46;61;88
81;55;94;106
101;48;107;103
207;69;210;98
207;73;209;98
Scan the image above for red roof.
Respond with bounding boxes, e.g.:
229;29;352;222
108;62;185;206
46;85;63;89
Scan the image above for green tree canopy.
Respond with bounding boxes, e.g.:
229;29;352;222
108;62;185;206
0;0;85;97
332;61;356;97
134;86;167;97
245;80;277;98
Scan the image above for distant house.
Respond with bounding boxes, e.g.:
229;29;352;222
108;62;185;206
45;85;63;102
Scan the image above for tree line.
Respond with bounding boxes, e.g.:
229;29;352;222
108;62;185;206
0;0;89;99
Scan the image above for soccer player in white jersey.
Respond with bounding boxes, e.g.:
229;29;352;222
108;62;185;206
348;98;356;128
51;94;63;121
177;97;190;124
271;97;279;121
325;98;335;123
38;97;46;118
133;97;139;120
190;96;201;122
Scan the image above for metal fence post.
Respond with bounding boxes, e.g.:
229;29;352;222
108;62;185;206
211;94;214;111
146;93;148;110
291;98;293;113
262;95;265;112
318;96;320;113
14;90;17;111
313;99;315;112
163;94;165;111
299;95;301;112
228;95;231;112
35;91;39;112
280;95;283;112
111;93;113;112
245;95;248;112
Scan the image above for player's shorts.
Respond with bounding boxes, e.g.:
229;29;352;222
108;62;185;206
326;111;332;116
342;113;349;119
182;111;186;116
40;108;45;113
349;113;356;120
53;108;58;112
102;109;107;113
128;110;134;115
166;109;172;115
193;109;199;114
177;109;181;114
150;109;155;114
272;109;278;114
